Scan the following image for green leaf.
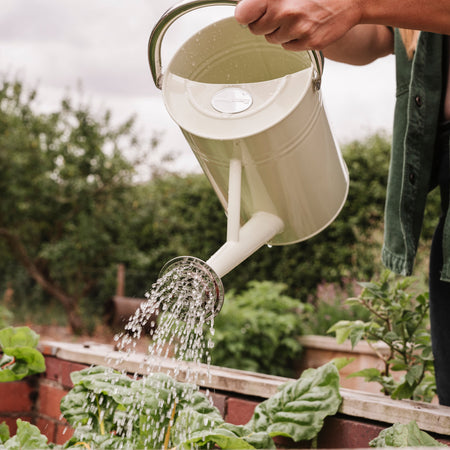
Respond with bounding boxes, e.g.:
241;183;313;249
247;362;342;442
347;368;382;381
0;327;39;349
0;327;45;381
177;421;270;450
369;421;446;447
331;357;355;371
405;365;423;386
2;419;51;449
391;381;416;400
0;422;10;444
327;321;353;344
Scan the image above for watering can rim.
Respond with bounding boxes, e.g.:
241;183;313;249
148;0;324;90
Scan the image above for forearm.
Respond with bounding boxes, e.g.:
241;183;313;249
360;0;450;35
235;0;450;61
321;25;394;65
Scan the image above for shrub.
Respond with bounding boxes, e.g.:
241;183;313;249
210;281;312;377
328;271;435;402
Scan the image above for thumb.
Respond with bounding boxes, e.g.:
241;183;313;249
235;0;267;25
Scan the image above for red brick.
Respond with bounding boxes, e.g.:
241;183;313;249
55;423;74;446
44;357;62;384
35;418;56;443
38;383;68;420
225;397;258;425
44;357;87;388
317;416;384;448
208;392;227;417
0;381;34;413
61;361;87;388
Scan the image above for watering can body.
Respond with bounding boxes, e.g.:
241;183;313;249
149;0;349;286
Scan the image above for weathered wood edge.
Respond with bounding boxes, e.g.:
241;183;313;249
39;340;450;436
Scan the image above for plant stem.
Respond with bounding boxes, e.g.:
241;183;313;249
164;401;177;450
95;395;105;435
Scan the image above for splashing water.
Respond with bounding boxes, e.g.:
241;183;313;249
114;257;221;375
109;257;223;447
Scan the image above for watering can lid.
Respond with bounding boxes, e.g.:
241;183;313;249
162;67;316;140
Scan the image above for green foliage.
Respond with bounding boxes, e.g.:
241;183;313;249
0;364;442;449
328;271;435;401
0;419;51;449
210;281;312;377
369;421;446;448
0;326;46;382
303;280;371;335
123;174;226;297
60;366;221;449
0;306;13;330
181;362;342;449
0;422;10;444
59;363;340;449
0;78;144;332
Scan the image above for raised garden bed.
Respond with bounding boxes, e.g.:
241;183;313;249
1;340;450;447
297;335;392;393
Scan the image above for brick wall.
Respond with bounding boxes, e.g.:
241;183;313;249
0;355;264;446
1;350;450;448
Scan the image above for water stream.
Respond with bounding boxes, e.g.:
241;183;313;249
109;258;219;446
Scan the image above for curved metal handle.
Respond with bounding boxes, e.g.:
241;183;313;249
148;0;323;90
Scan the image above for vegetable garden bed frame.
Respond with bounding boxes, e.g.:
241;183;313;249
1;340;450;447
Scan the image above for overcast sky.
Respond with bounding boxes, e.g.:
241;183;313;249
1;0;396;174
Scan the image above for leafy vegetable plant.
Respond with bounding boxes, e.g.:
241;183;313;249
369;420;446;447
59;362;342;449
210;281;312;377
0;419;51;449
0;326;46;382
0;360;444;449
328;271;435;401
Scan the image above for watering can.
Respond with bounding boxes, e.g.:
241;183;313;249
149;0;349;317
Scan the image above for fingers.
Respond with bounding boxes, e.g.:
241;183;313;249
235;0;268;26
235;0;305;46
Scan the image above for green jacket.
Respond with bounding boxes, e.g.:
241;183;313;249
381;30;450;280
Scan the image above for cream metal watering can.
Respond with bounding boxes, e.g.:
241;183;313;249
149;0;349;316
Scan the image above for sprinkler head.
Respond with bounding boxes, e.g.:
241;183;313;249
159;256;224;318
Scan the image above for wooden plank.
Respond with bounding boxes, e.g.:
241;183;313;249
340;387;450;435
39;340;450;436
40;340;287;399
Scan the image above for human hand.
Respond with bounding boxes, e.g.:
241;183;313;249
234;0;363;51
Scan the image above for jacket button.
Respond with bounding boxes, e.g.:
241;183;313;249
415;95;423;107
409;172;416;184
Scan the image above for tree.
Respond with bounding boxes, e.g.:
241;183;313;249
0;79;140;333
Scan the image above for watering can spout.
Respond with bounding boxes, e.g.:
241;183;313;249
207;211;284;278
159;212;283;318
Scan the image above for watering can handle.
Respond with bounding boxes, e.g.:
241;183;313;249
148;0;324;90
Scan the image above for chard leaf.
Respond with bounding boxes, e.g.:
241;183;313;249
369;421;446;447
0;327;45;381
0;422;10;443
0;327;39;349
62;368;221;450
64;426;133;449
174;412;275;450
2;419;50;449
247;362;342;442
